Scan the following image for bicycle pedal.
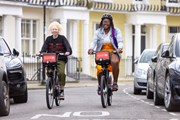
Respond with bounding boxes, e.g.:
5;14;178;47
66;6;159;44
112;88;118;91
58;97;65;100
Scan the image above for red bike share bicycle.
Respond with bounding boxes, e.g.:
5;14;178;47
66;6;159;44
38;53;65;109
92;51;117;108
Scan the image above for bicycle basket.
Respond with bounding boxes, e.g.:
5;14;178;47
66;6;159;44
95;51;111;65
42;53;57;65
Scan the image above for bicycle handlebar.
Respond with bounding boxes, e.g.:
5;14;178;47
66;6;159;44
36;52;67;57
91;50;119;55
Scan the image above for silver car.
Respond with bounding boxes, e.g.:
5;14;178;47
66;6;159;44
134;49;156;94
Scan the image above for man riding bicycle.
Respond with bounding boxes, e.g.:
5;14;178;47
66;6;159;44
88;13;123;95
40;21;72;100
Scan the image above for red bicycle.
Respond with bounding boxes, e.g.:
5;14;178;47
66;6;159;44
92;51;116;108
38;53;65;109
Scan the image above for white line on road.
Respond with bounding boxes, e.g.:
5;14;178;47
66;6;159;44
73;111;110;117
123;87;178;118
31;111;110;119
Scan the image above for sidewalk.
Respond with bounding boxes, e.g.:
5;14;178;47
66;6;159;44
27;77;133;90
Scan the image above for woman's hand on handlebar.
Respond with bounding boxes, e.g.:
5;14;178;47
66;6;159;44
88;49;94;55
116;48;123;53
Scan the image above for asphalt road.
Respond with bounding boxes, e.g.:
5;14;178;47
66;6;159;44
1;82;180;120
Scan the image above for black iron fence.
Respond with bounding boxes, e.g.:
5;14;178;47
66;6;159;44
22;54;81;82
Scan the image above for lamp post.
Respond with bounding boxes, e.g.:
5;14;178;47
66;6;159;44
41;0;47;84
41;0;47;42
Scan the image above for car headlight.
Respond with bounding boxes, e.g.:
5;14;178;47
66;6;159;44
8;59;22;68
136;69;146;76
174;62;180;71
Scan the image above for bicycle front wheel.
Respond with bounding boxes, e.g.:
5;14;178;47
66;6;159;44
46;77;54;109
100;75;108;108
55;85;60;106
107;76;112;106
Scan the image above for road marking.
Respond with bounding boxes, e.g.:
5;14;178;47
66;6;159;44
73;111;109;117
169;113;177;116
123;87;178;118
31;112;72;119
31;111;110;119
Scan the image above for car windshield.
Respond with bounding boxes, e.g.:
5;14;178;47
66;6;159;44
139;51;155;63
0;38;11;54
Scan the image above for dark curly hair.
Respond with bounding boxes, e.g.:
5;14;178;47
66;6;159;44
99;13;117;48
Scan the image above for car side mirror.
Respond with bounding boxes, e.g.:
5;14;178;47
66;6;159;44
134;58;139;64
161;50;170;58
151;56;157;62
13;48;19;56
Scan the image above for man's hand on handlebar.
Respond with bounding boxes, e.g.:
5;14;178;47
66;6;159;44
65;52;70;56
88;49;94;55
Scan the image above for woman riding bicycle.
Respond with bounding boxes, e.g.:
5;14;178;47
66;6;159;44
88;13;123;95
40;21;72;100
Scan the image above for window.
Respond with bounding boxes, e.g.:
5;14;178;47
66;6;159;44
0;17;2;36
168;26;180;41
132;25;146;34
169;0;178;3
169;26;180;33
21;19;37;57
93;23;100;34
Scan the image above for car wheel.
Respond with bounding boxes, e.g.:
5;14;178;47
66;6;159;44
154;75;164;105
134;86;141;95
164;73;176;111
146;77;153;99
0;80;10;116
14;87;28;103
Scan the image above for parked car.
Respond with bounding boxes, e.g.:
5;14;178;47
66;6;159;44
0;52;10;116
154;33;180;111
146;43;169;99
0;37;27;104
134;49;156;94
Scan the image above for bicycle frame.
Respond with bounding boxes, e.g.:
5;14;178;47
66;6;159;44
101;64;110;84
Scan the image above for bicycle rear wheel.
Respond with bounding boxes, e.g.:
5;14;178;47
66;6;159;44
100;75;108;108
46;77;54;109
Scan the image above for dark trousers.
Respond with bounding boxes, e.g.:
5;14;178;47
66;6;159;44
57;61;66;86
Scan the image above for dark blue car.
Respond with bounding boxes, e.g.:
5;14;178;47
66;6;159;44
154;33;180;111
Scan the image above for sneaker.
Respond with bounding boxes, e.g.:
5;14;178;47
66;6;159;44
112;83;118;91
97;86;101;95
59;91;65;100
